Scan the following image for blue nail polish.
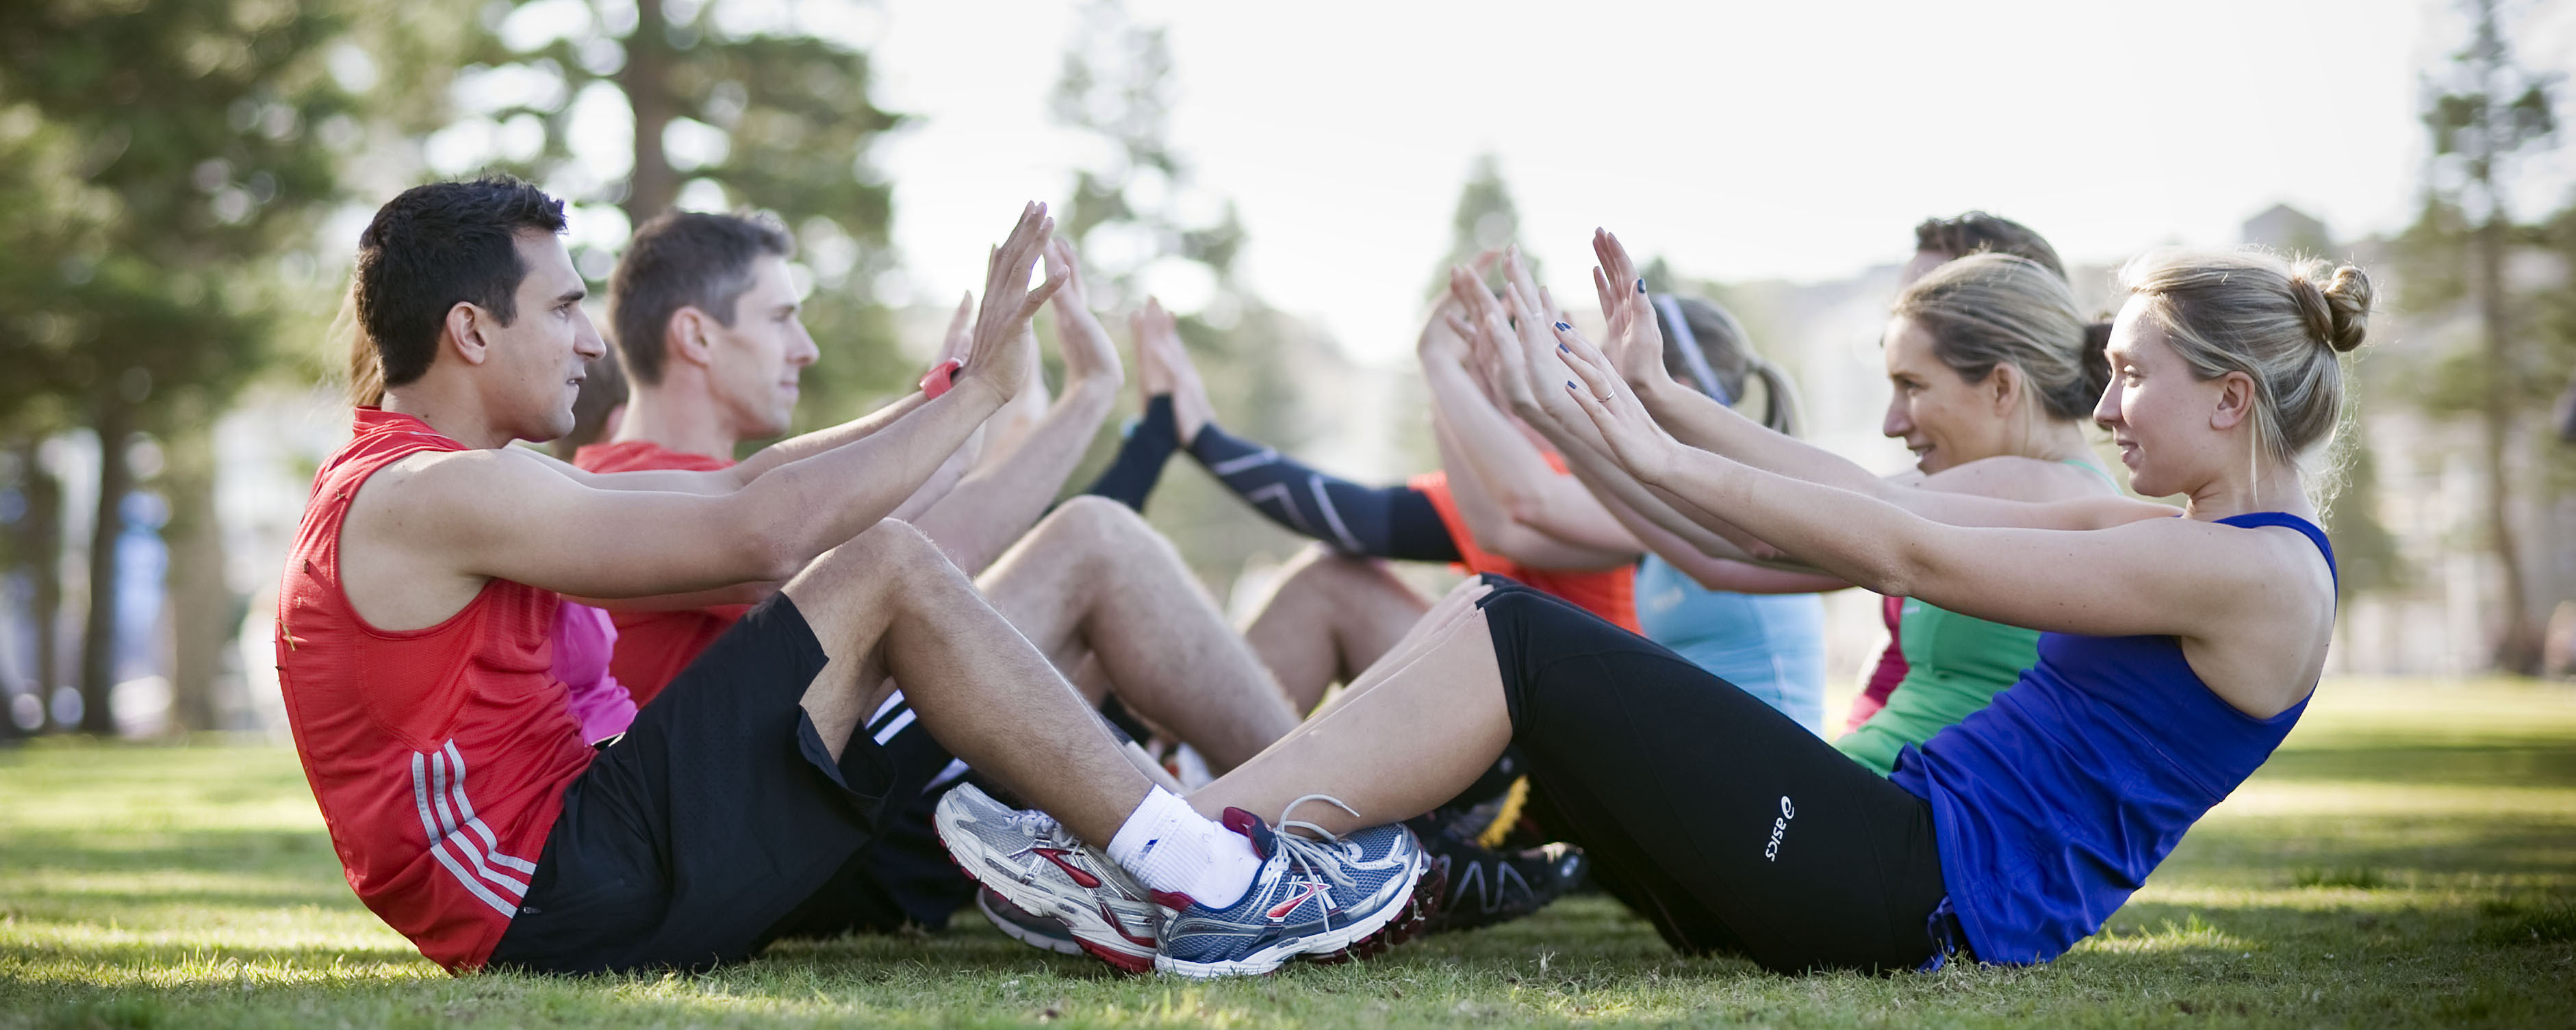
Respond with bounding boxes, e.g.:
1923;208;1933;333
1559;343;1569;353
1636;279;1645;293
1566;381;1578;391
1555;322;1570;331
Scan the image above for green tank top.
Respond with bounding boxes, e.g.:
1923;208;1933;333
1833;458;2114;775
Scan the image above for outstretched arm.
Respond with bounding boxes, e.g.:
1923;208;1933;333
1147;302;1462;562
909;237;1125;574
1550;314;2291;646
383;203;1069;602
1429;412;1635;570
1419;322;1640;563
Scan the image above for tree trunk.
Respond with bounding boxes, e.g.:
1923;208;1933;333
77;398;133;734
162;426;230;733
621;0;678;225
2476;215;2542;675
4;439;54;738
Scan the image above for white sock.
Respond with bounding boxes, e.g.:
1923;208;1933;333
1104;786;1262;910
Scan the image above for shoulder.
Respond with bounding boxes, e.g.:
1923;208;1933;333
1916;456;2108;502
354;446;568;517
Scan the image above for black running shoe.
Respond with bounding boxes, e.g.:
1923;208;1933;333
1412;826;1587;934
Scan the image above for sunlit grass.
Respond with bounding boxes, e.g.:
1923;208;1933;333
3;678;2571;1027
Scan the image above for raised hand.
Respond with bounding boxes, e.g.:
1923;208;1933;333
1553;317;1681;483
934;290;975;369
1134;298;1213;444
1444;263;1540;420
1044;236;1122;389
960;202;1068;403
1590;229;1679;395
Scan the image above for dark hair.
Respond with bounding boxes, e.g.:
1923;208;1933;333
353;177;568;387
1650;294;1802;436
610;211;795;385
1913;211;2067;282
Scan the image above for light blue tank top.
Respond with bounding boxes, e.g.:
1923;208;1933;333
1889;512;2334;964
1634;554;1828;735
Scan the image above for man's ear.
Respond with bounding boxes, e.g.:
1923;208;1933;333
2210;370;2256;432
667;307;715;370
444;302;493;368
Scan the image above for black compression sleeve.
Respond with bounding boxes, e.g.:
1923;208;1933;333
1080;395;1180;512
1185;421;1462;563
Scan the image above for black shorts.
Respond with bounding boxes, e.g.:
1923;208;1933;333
1476;576;1956;974
490;595;926;974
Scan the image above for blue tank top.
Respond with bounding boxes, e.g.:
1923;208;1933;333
1888;512;2334;964
1634;554;1827;735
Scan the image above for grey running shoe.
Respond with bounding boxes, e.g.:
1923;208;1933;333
934;782;1162;973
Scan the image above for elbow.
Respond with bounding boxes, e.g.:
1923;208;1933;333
734;517;808;584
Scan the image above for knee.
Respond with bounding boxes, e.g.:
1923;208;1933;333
1277;542;1375;591
841;519;958;584
1039;494;1174;563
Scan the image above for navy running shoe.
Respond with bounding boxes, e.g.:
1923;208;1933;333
1152;796;1436;978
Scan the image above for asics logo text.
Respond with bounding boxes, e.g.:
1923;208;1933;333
1764;796;1796;862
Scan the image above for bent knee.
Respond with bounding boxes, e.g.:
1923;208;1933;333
800;519;954;590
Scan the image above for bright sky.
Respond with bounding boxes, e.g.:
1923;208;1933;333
858;0;2576;365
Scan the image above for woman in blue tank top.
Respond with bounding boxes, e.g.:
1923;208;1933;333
1146;238;2367;975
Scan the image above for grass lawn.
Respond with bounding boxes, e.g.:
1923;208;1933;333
3;677;2573;1029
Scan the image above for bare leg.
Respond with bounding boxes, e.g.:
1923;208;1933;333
1240;544;1431;714
780;519;1149;845
1186;579;1511;836
978;496;1300;771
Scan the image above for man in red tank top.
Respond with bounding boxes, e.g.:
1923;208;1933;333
547;210;1329;937
279;180;1350;975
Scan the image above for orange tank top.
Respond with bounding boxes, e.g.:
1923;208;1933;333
570;439;752;705
1406;469;1640;633
275;408;593;972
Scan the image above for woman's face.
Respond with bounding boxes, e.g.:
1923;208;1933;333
1880;316;2011;474
2093;297;2226;498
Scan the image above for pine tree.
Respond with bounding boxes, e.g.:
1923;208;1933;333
0;0;358;731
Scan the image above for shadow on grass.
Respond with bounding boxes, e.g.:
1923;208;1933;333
2256;742;2576;786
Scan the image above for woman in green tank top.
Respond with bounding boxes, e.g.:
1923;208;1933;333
1837;463;2117;774
1536;226;2128;774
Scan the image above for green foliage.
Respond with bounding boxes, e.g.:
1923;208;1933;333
1050;0;1247;311
3;680;2572;1027
1427;153;1527;298
0;0;358;429
443;0;908;423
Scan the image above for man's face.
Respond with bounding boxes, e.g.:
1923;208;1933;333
704;255;819;439
485;231;604;442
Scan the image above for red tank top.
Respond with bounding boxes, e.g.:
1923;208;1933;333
1407;469;1641;633
570;439;752;705
275;408;594;972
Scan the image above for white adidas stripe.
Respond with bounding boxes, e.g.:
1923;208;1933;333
410;741;540;916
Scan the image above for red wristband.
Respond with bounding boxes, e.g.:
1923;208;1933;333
919;359;963;399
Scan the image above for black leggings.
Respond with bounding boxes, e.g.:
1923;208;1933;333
1476;577;1952;974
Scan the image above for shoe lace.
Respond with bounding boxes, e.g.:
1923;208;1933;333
1268;793;1364;891
1007;806;1067;843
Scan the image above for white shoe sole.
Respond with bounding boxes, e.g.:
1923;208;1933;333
937;806;1158;973
1151;846;1431;979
